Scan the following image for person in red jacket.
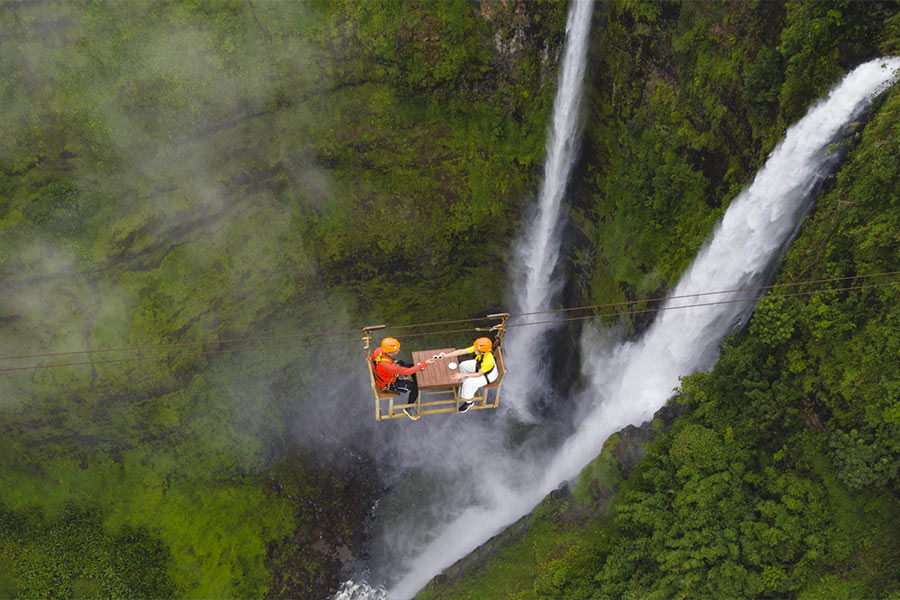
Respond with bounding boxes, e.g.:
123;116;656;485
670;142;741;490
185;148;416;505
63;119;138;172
371;337;436;419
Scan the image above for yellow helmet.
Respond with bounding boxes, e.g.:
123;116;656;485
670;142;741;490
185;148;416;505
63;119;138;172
381;337;400;352
474;337;492;352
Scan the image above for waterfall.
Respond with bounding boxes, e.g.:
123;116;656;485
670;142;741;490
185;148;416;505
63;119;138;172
545;56;900;485
385;57;900;600
333;5;597;599
502;0;595;419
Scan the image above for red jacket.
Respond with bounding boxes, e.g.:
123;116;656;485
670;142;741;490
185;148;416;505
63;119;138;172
371;347;426;388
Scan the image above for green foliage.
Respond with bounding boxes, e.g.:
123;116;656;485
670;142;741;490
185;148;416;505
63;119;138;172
830;426;899;489
0;504;177;599
777;2;845;121
0;443;294;597
576;0;775;325
533;540;604;600
742;46;784;129
778;1;896;122
433;9;900;596
573;433;623;507
574;0;892;330
0;0;571;596
748;296;797;348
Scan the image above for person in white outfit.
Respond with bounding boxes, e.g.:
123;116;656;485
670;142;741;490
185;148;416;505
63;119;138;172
440;337;498;412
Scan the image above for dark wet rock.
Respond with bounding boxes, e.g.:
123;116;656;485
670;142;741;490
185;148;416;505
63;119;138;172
264;448;382;600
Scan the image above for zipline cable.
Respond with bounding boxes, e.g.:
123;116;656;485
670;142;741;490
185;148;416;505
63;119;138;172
0;326;367;362
2;270;896;364
509;269;900;318
1;270;897;364
2;277;897;373
504;279;900;329
0;310;505;364
0;336;365;373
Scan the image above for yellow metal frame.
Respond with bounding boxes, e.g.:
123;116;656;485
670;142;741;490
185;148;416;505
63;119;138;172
363;313;509;421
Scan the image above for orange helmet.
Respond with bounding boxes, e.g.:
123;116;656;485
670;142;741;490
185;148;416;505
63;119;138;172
381;337;400;352
474;337;492;352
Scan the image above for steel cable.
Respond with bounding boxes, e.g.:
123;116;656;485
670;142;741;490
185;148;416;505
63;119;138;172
2;274;897;373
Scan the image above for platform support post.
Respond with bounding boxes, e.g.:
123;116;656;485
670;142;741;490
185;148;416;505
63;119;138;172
363;325;387;421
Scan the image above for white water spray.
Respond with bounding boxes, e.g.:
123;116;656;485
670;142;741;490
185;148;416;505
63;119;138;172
332;581;388;600
547;56;900;484
387;57;900;600
502;0;595;419
331;5;596;597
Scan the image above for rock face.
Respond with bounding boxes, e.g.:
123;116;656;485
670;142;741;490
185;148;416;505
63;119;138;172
264;449;383;600
420;401;686;594
614;402;686;478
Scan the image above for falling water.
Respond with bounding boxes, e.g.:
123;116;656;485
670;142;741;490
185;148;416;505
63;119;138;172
333;6;597;598
386;57;900;600
546;56;900;484
332;581;388;600
502;0;595;418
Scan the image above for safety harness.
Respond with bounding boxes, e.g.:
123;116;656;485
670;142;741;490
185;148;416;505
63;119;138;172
475;351;498;386
372;348;401;391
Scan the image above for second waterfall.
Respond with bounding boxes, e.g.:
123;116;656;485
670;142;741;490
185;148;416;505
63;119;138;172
503;0;596;420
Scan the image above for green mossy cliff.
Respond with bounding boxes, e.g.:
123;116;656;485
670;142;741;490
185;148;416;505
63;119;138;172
2;0;900;598
0;1;566;597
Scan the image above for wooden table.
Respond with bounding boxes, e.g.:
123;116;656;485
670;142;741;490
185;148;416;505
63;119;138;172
412;348;459;389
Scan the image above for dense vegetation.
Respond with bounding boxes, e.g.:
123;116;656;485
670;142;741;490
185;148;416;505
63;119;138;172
0;0;566;596
420;1;900;599
458;89;900;599
570;0;899;324
2;0;899;597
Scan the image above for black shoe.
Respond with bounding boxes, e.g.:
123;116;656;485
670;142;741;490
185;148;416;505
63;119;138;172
458;401;474;413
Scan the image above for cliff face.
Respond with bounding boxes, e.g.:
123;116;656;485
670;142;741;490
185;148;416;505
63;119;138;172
0;1;571;597
2;0;900;597
417;2;900;598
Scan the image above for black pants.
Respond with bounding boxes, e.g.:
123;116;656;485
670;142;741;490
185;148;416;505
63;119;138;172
391;377;419;405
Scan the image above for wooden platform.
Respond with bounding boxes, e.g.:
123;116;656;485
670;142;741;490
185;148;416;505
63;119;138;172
370;347;505;420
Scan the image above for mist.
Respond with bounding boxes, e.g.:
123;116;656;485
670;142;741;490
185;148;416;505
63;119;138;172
374;57;900;600
5;2;897;599
0;25;397;583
